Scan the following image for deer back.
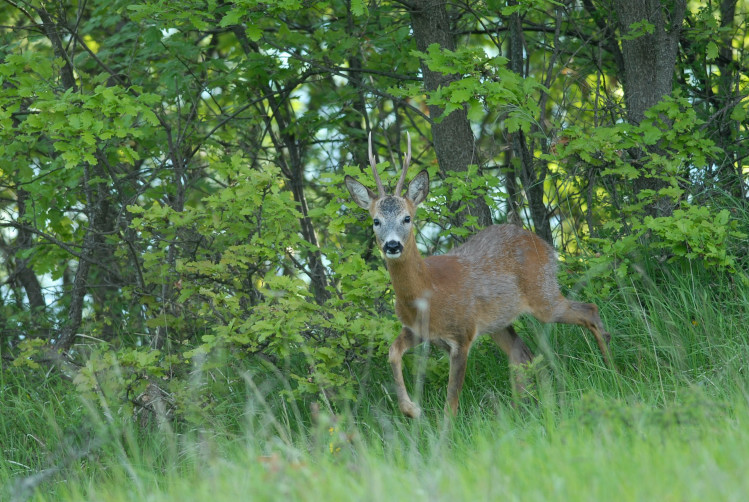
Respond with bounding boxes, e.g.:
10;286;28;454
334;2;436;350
411;224;563;341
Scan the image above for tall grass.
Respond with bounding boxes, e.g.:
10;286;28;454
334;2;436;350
2;263;748;501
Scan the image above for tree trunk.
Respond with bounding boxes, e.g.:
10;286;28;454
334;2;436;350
714;0;743;199
287;145;331;305
613;0;686;216
506;2;553;244
615;0;685;123
55;165;101;352
344;0;370;172
14;191;46;315
408;0;493;230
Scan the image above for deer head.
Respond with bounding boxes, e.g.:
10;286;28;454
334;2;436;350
344;132;429;260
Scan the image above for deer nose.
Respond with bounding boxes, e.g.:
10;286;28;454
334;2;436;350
383;240;403;255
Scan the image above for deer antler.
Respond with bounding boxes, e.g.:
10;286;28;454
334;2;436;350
394;131;411;196
368;132;386;197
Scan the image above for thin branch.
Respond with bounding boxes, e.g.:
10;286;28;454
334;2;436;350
185;86;303;163
259;38;433;124
0;222;117;275
1;0;35;24
64;24;124;86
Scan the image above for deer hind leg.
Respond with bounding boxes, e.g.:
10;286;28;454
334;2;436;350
489;325;534;397
552;300;612;366
389;327;422;418
445;342;469;417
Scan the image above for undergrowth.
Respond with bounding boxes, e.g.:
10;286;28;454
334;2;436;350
2;263;748;501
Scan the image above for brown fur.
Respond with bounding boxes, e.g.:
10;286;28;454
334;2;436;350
344;138;611;418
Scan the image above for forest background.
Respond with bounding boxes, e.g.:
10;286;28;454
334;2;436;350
1;0;748;500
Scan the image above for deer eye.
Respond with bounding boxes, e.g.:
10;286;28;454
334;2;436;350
373;218;381;227
403;216;411;224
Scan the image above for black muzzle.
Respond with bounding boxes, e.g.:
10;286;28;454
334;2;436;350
383;240;403;255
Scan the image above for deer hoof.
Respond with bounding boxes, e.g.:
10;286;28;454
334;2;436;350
400;401;421;419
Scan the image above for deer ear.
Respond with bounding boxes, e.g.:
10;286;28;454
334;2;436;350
345;175;377;209
406;170;429;206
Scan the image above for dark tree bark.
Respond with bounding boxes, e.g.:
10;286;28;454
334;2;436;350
13;182;46;315
503;149;522;226
286;140;332;305
408;0;493;230
506;3;553;244
714;0;743;199
55;166;103;352
613;0;687;216
344;0;371;173
614;0;686;125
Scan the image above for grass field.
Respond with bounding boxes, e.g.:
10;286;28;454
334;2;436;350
2;266;748;501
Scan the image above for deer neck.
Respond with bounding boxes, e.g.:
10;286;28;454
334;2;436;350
385;237;432;318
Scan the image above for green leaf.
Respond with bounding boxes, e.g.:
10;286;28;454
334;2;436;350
706;41;719;61
247;24;263;42
351;0;367;16
640;123;662;145
219;8;243;27
730;104;746;122
621;20;655;41
450;87;473;103
501;5;522;16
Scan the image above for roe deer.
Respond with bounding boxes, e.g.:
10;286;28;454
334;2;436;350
344;132;611;418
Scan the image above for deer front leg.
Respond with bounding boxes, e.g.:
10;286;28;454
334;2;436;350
445;343;469;416
389;327;422;418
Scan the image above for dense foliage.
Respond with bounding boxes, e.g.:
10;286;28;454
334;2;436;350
1;1;749;500
0;0;747;421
